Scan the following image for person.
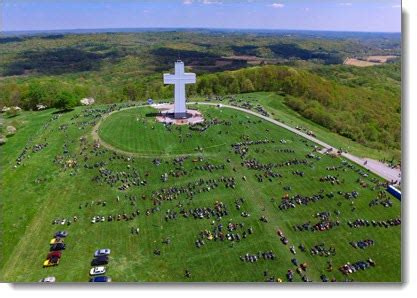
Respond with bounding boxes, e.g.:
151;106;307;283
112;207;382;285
327;260;333;272
185;270;191;278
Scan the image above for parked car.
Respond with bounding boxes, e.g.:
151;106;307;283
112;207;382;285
50;243;66;251
43;256;60;267
94;248;111;257
89;276;111;282
50;237;64;245
39;276;56;283
47;251;62;259
91;256;108;266
90;266;106;276
54;231;68;238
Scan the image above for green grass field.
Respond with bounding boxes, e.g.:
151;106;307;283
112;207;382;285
202;92;400;162
0;103;401;282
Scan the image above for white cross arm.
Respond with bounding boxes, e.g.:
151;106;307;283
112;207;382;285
163;74;175;84
182;73;196;84
163;73;196;85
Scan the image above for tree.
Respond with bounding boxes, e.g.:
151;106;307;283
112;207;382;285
229;78;240;94
24;82;46;109
123;83;138;101
241;79;255;93
54;91;77;111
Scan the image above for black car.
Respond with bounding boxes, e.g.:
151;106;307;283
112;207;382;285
54;231;68;238
50;243;66;251
91;256;108;266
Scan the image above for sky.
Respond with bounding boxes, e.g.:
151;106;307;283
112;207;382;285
1;0;401;33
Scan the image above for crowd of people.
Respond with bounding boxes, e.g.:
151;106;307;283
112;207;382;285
51;216;78;225
319;175;343;185
150;176;237;204
310;243;336;257
8;97;402;282
231;138;274;159
32;143;48;153
14;114;60;168
347;217;401;228
189;118;231;132
278;192;327;210
90;209;141;224
339;258;375;275
369;191;393;207
175;201;229;221
92;166;144;190
195;221;254;248
350;239;375;249
293;218;341;232
240;251;276;263
194;163;225;172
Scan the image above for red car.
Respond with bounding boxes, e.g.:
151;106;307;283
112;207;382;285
47;251;62;259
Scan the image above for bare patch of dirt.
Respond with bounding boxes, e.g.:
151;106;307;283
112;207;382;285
344;55;399;67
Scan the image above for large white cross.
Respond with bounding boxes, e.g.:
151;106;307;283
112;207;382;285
163;60;196;118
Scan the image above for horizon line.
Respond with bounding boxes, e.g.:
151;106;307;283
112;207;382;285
1;26;401;35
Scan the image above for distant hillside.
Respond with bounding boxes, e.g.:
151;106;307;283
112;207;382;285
0;30;400;77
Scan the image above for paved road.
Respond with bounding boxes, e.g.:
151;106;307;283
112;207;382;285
192;102;401;184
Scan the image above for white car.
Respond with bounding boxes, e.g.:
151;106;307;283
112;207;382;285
39;276;56;283
90;266;106;276
94;248;111;257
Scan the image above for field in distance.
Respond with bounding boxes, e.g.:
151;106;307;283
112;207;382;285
343;55;399;67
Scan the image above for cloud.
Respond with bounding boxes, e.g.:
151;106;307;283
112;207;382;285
202;0;223;4
182;0;223;5
270;3;285;9
339;2;352;6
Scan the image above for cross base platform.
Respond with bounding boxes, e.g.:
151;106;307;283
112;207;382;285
152;104;204;125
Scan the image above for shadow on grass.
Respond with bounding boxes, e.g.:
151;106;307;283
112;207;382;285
145;112;162;117
52;109;74;115
4;114;19;119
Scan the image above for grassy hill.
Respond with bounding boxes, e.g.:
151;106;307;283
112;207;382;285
211;92;400;162
191;64;401;157
0;103;401;282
